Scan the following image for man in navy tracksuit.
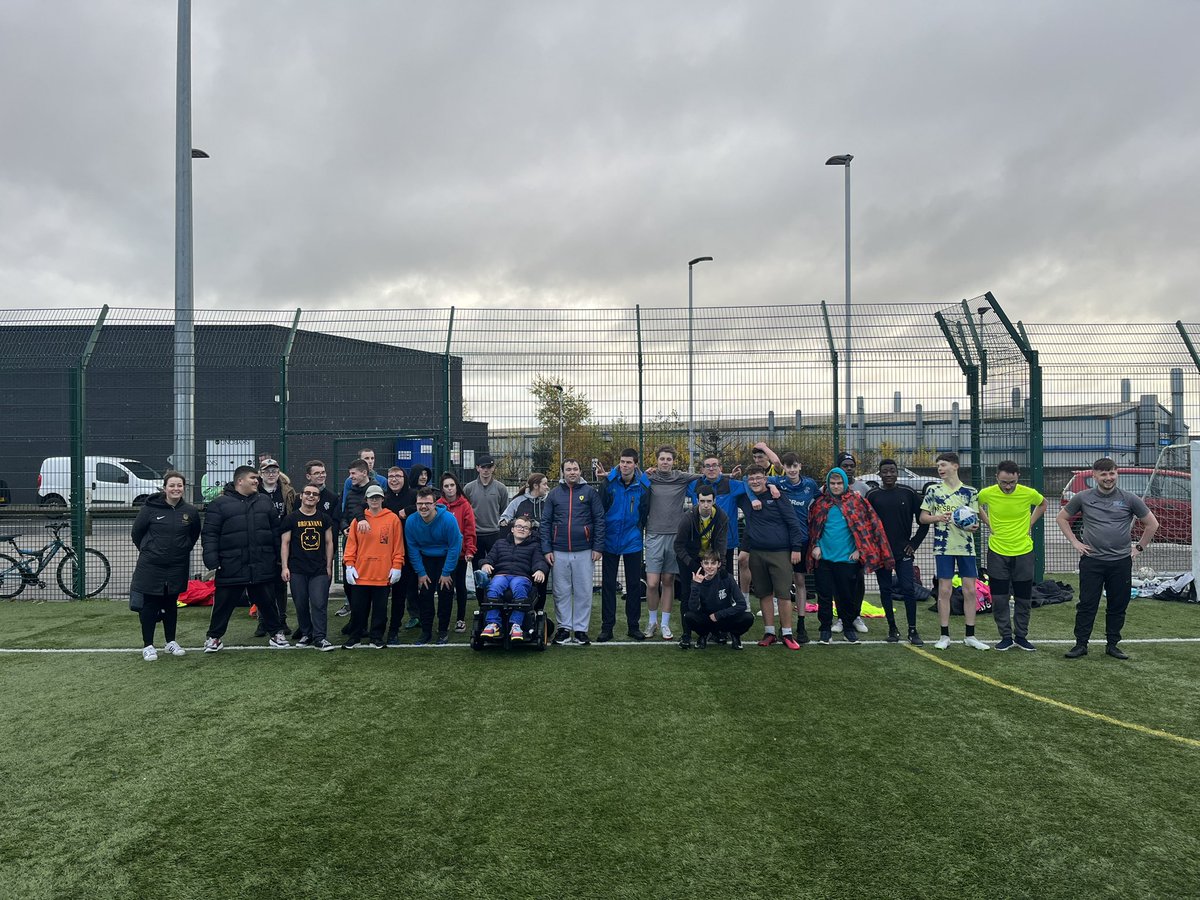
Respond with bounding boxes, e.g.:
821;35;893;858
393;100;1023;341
597;449;651;642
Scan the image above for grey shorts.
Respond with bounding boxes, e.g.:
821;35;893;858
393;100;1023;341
644;532;679;575
987;549;1034;582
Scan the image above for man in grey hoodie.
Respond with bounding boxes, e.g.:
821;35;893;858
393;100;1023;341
463;454;509;605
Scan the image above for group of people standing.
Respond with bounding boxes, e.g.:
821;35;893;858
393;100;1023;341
129;444;1158;661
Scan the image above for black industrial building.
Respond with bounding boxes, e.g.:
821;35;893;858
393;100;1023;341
0;323;488;504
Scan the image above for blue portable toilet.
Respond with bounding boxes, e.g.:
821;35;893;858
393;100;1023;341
395;437;435;473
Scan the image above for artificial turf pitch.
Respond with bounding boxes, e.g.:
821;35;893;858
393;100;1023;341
1;596;1198;899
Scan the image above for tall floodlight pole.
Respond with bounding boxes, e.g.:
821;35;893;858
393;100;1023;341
826;154;853;451
552;384;564;472
175;0;207;500
687;256;713;474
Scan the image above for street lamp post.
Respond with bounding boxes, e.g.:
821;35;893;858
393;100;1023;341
552;384;564;472
688;256;713;474
825;154;853;452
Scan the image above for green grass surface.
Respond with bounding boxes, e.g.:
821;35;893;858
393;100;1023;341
2;595;1199;899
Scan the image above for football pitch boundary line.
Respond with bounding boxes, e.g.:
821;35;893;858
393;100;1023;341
3;636;1199;655
906;644;1200;750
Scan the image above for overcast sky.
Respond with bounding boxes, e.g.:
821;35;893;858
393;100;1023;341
2;0;1198;322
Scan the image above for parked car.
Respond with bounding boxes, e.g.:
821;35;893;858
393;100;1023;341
1059;467;1191;544
860;465;938;496
38;457;161;508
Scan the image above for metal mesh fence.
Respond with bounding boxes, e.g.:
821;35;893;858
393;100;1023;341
0;302;1196;602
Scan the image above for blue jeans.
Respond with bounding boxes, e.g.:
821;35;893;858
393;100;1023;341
485;574;531;627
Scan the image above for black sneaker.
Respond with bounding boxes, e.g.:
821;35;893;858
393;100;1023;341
552;627;571;646
290;626;305;639
844;628;859;644
596;629;614;643
369;639;385;649
436;633;449;645
796;626;811;645
573;631;591;646
696;634;708;650
1064;644;1088;659
295;635;313;648
1106;644;1129;660
253;624;267;638
1013;636;1036;651
819;630;832;644
995;636;1015;651
907;629;925;647
887;627;901;643
342;638;360;650
627;628;646;641
713;632;727;644
335;603;351;618
729;634;742;650
678;636;692;650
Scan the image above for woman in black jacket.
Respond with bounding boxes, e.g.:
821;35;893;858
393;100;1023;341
131;471;201;661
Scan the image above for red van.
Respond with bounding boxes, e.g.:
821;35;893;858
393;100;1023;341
1060;467;1191;544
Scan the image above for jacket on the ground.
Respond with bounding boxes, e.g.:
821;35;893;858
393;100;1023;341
437;494;477;559
343;507;404;586
404;507;463;578
807;467;894;573
540;479;606;554
130;492;201;596
674;505;730;575
598;468;651;555
484;536;549;580
201;485;280;585
686;571;749;621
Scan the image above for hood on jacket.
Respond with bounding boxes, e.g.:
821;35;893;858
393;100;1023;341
144;491;175;509
825;466;850;499
440;493;470;511
408;464;433;489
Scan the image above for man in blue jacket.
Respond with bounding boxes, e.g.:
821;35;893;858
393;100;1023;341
597;448;651;642
686;453;748;574
541;459;606;645
404;487;463;646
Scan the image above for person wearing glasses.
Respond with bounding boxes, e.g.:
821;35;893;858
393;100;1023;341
281;484;337;650
130;470;201;661
478;515;548;641
404;487;463;645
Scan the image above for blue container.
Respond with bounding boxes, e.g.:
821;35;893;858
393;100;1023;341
395;437;435;472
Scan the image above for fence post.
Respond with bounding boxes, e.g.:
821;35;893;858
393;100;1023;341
71;305;109;598
821;301;840;460
987;293;1045;579
443;307;456;476
278;307;302;472
1177;321;1200;373
636;304;645;462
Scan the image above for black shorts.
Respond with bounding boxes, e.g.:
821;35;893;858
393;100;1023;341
792;542;809;574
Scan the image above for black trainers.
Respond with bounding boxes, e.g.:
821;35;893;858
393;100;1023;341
712;632;727;644
1013;636;1036;651
253;624;267;638
627;628;646;641
596;629;614;643
1106;644;1129;660
796;626;811;645
552;627;571;646
1064;644;1088;659
995;636;1015;651
887;627;901;643
342;637;360;650
729;634;742;650
819;630;832;644
907;629;924;647
678;636;692;650
573;631;591;646
844;628;859;644
697;634;710;650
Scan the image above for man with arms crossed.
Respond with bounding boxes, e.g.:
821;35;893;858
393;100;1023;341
1056;458;1158;660
978;460;1046;651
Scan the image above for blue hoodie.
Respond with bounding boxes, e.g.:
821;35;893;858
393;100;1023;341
404;506;463;578
817;467;855;562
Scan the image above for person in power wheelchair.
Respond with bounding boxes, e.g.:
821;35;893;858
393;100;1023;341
473;515;548;648
682;550;755;650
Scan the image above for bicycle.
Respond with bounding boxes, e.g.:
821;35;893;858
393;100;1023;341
0;522;111;599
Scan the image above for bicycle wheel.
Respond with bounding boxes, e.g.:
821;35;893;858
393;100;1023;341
0;552;28;599
57;548;111;599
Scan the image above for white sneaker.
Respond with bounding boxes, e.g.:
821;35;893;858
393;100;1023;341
269;632;291;649
142;645;158;661
853;617;868;634
645;623;658;639
831;620;844;634
963;635;991;651
164;641;186;657
203;637;222;653
934;635;952;650
661;626;674;641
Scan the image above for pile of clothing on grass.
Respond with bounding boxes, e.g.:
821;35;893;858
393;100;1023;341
1133;571;1197;603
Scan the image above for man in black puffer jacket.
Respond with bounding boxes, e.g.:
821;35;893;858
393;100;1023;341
477;515;548;642
202;466;289;652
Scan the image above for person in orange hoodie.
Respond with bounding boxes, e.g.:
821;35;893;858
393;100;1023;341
437;472;478;637
342;484;404;649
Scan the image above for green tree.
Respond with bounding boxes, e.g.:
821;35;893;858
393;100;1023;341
530;376;596;474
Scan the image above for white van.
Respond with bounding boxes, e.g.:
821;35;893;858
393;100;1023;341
38;457;162;507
